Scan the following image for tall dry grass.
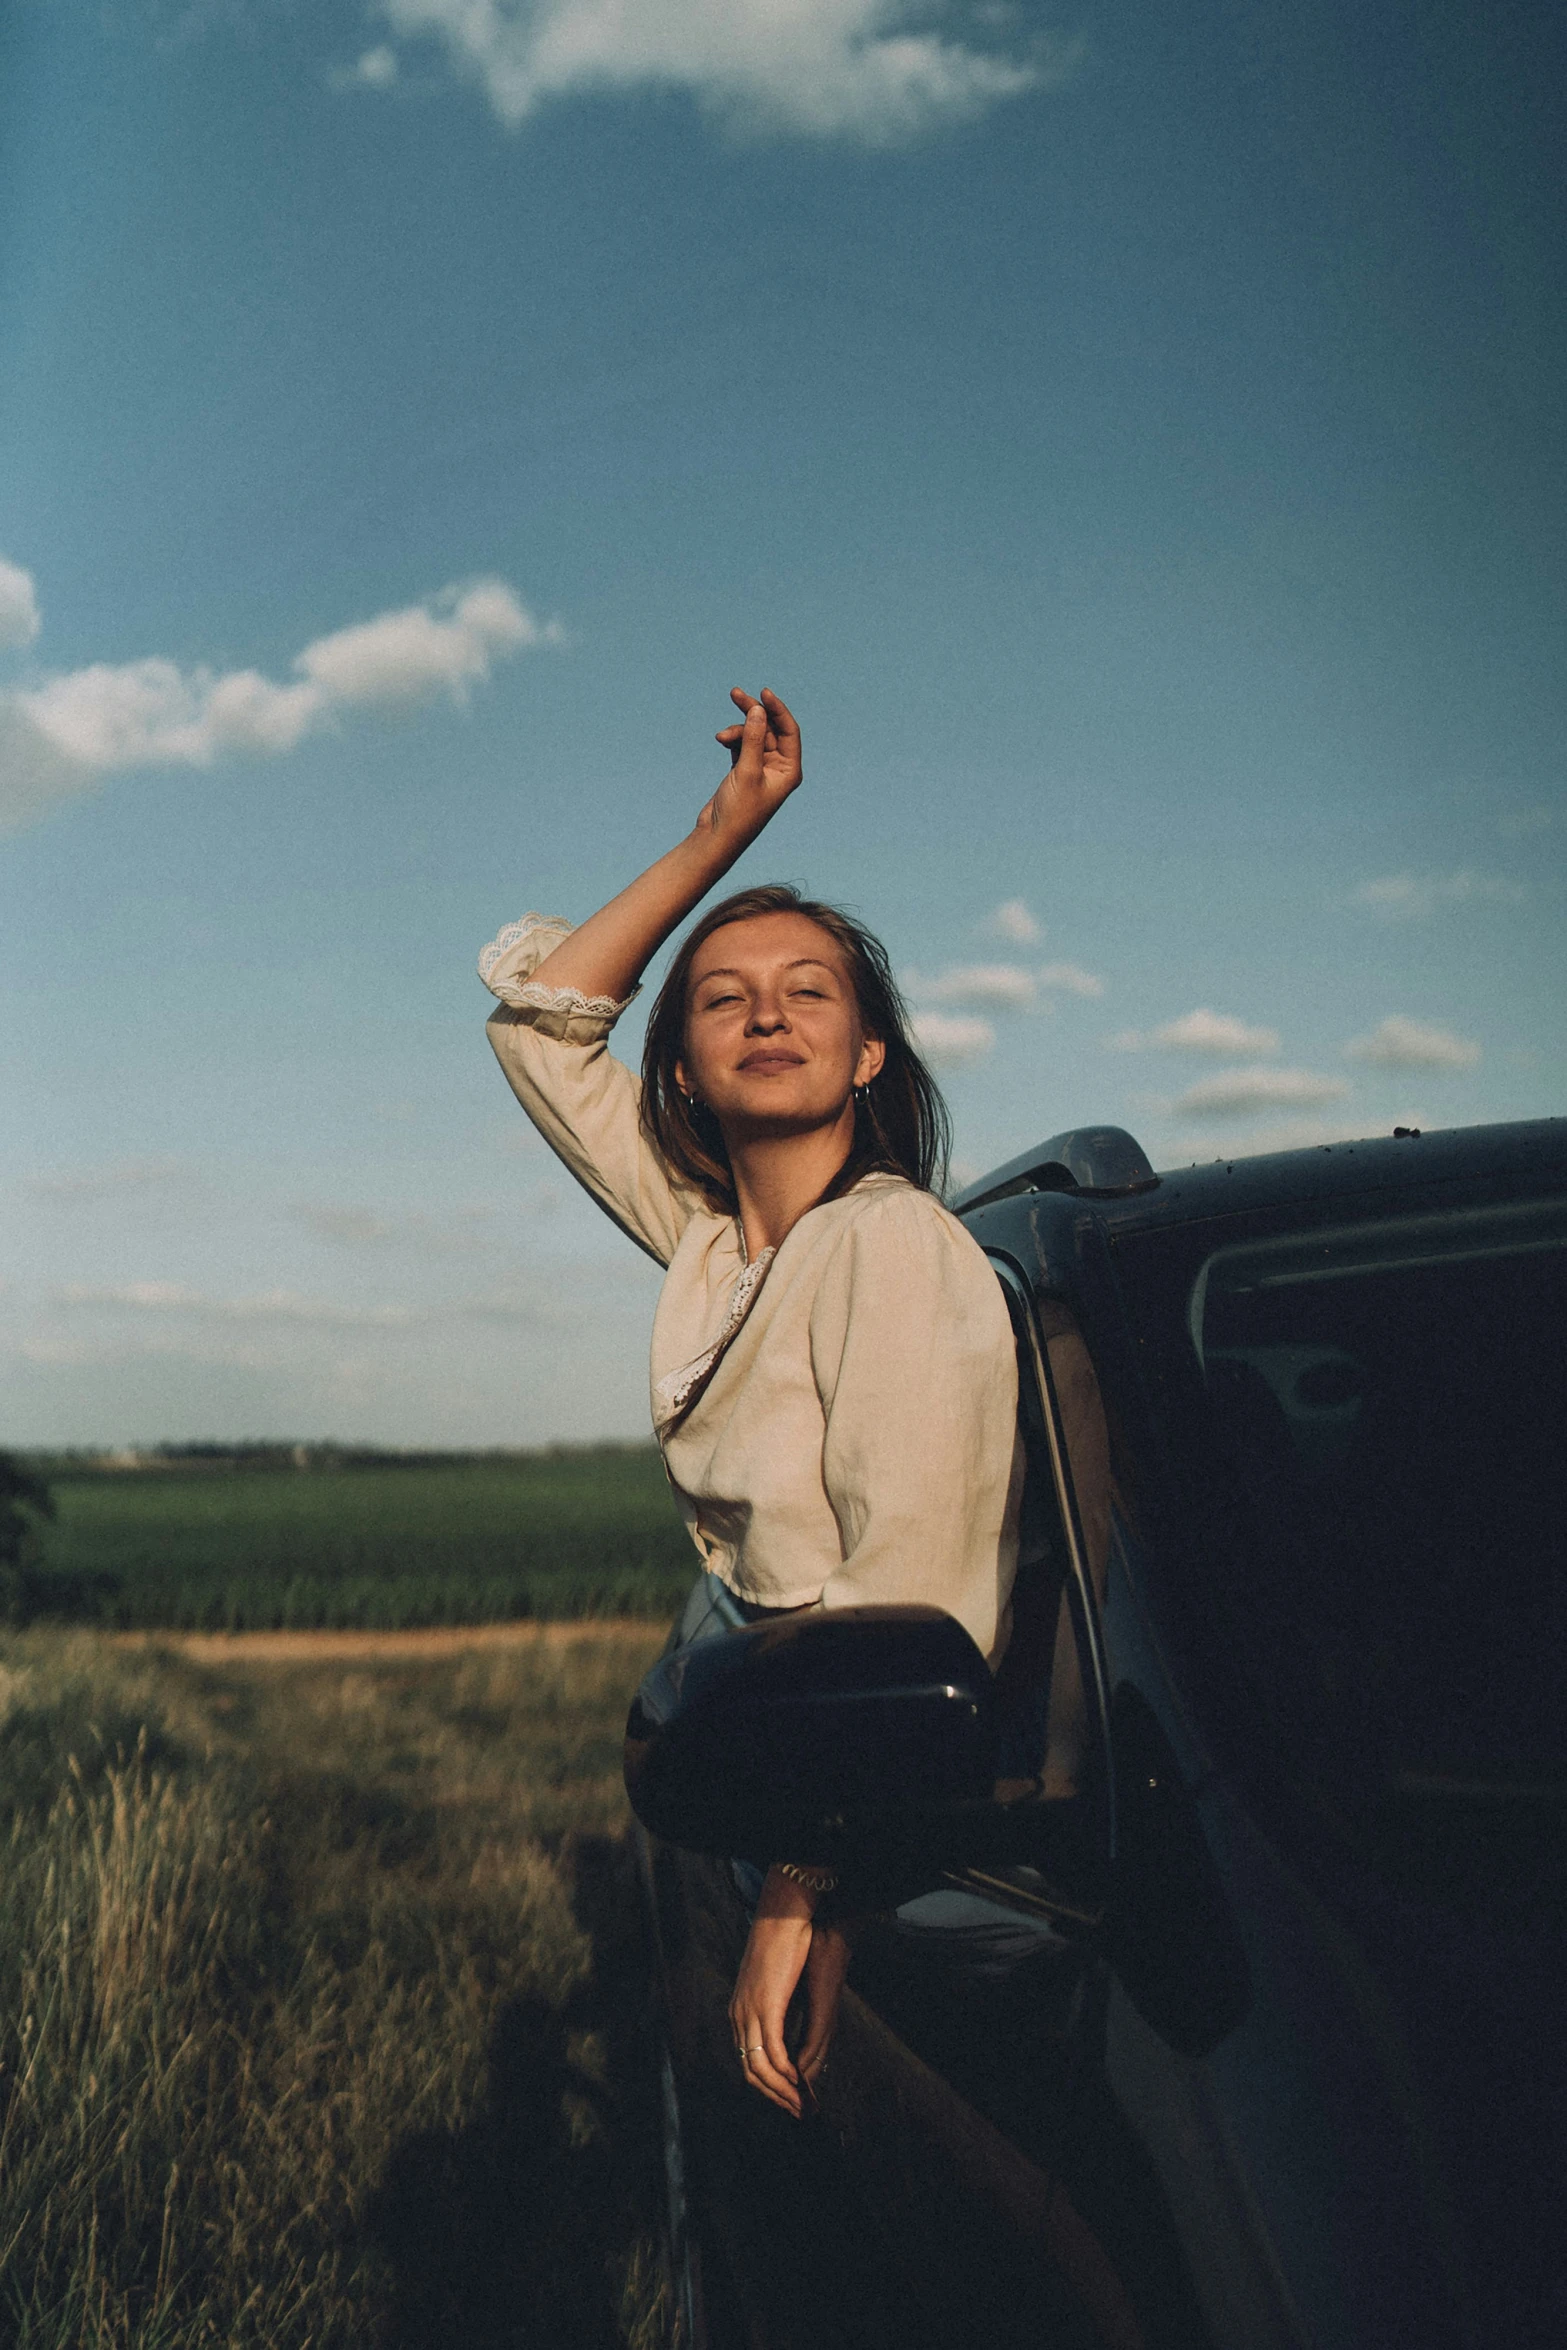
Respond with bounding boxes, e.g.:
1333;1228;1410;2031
0;1625;670;2348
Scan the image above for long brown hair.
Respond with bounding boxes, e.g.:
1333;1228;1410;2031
640;885;950;1213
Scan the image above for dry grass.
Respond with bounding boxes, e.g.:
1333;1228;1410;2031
0;1622;671;2349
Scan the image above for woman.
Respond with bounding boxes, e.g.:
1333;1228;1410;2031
478;687;1020;2119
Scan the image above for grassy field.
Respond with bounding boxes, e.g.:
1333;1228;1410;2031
0;1619;671;2348
25;1448;695;1630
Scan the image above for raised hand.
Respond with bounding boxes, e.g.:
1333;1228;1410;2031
520;683;803;1009
697;687;803;843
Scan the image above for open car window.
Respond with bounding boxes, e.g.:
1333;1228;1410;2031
970;1260;1114;1912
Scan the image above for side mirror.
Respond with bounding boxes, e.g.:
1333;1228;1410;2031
623;1605;996;1863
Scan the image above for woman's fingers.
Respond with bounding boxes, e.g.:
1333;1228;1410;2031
753;2015;801;2117
728;697;771;792
731;2005;800;2117
714;719;746;770
759;686;798;745
713;686;800;799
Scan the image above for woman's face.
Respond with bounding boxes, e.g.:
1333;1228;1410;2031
676;912;885;1143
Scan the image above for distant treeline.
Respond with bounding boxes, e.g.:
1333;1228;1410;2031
7;1445;694;1631
27;1438;663;1475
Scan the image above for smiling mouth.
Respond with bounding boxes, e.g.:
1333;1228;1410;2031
738;1052;805;1072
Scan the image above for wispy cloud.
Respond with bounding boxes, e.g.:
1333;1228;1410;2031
291;1202;499;1253
1163;1114;1366;1162
910;1010;995;1071
366;0;1069;143
0;556;40;649
1111;1007;1279;1056
1;568;556;833
907;957;1102;1010
339;43;400;89
906;962;1038;1012
1171;1066;1350;1120
982;896;1042;945
1351;870;1527;918
1037;961;1103;999
1344;1015;1480;1071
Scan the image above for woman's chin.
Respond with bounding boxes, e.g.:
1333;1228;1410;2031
718;1095;850;1146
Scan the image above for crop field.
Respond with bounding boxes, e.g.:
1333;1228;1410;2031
0;1619;671;2349
26;1447;695;1630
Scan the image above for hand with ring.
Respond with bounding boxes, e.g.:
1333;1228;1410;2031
729;1866;850;2119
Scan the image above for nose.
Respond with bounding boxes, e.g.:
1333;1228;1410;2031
745;992;789;1034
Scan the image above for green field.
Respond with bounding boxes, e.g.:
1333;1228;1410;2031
24;1447;696;1630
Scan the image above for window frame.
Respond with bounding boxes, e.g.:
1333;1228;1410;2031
944;1255;1118;1924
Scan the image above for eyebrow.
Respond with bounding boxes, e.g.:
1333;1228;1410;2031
692;958;840;984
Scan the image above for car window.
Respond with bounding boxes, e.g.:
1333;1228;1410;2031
1113;1191;1567;1910
988;1263;1111;1818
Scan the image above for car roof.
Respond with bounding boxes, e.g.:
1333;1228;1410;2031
957;1116;1567;1245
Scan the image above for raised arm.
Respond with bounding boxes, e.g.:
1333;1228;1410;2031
529;687;803;1004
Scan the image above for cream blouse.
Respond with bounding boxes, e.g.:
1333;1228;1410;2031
479;915;1022;1666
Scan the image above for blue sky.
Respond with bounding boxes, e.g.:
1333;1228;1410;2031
2;0;1562;1445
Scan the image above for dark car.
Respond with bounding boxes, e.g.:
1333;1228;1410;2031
625;1118;1567;2350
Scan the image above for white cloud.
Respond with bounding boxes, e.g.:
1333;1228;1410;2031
0;557;41;649
1171;1066;1351;1120
1351;870;1527;918
0;699;97;834
355;44;400;86
906;961;1037;1011
910;1010;995;1071
371;0;1066;142
983;896;1042;945
1;577;554;831
1344;1015;1480;1071
1164;1115;1367;1162
1111;1007;1280;1055
297;579;540;705
906;955;1104;1011
1037;960;1103;999
15;580;544;773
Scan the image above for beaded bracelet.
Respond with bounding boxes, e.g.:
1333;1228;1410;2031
775;1860;839;1895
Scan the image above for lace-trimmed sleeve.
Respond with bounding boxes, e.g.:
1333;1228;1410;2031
478;913;639;1039
478;913;691;1267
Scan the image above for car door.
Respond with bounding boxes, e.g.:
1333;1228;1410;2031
838;1256;1213;2346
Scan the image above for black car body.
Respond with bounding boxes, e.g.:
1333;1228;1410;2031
627;1118;1567;2350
